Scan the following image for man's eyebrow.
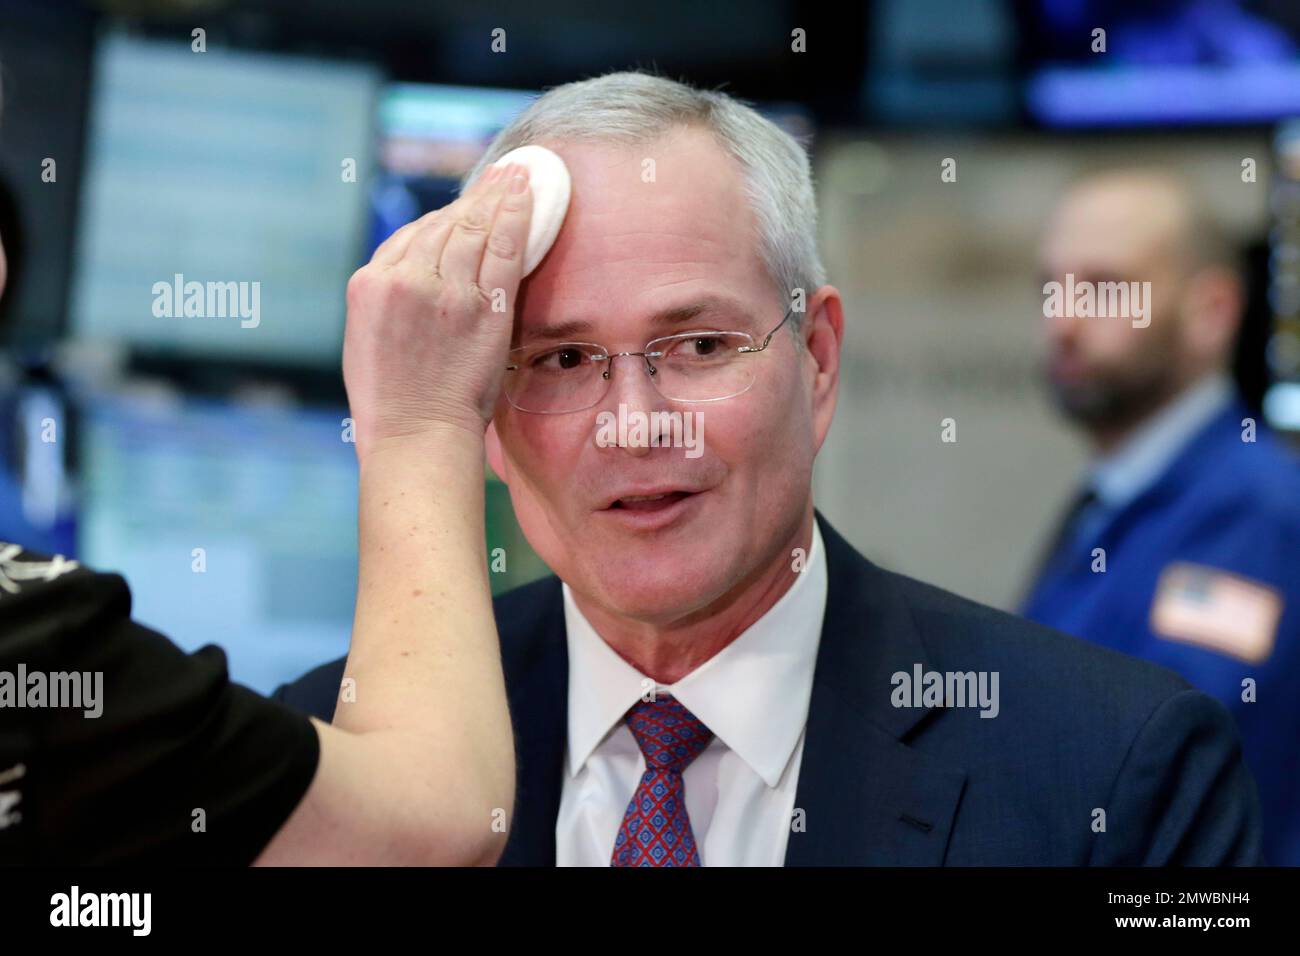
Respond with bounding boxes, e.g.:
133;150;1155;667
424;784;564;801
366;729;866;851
524;296;752;343
649;295;750;329
526;319;595;343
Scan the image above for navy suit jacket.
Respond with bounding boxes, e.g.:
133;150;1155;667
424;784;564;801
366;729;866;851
274;512;1263;865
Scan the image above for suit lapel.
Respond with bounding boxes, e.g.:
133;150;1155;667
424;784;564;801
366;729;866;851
497;578;568;866
784;513;967;865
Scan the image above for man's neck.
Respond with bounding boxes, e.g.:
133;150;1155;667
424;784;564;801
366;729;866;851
1088;370;1220;455
570;504;816;684
1085;372;1235;512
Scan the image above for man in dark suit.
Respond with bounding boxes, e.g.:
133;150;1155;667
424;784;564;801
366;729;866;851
278;510;1260;865
277;71;1261;866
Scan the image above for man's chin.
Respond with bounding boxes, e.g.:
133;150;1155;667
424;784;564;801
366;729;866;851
575;551;726;624
1051;378;1169;432
1049;378;1120;426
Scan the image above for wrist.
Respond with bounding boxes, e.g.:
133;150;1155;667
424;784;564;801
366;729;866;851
356;420;487;472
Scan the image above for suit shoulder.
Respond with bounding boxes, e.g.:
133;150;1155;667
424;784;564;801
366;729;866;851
1195;422;1300;520
493;572;562;621
871;568;1260;864
883;568;1192;709
877;568;1252;826
272;655;346;717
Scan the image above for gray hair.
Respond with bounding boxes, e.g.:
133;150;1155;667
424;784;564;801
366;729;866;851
461;70;826;335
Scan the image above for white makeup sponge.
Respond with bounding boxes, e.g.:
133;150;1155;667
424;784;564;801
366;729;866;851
490;145;571;276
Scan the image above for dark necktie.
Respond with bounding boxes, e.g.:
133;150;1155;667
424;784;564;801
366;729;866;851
1029;485;1101;583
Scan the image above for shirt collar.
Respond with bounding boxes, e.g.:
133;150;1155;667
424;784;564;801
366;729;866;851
1089;372;1234;512
562;520;829;788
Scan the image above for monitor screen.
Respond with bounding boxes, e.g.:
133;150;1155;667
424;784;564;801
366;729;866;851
76;393;359;694
368;82;538;256
69;33;380;366
73;390;554;693
1022;0;1300;126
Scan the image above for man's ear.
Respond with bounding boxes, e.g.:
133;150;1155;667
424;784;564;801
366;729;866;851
1181;266;1243;366
804;285;844;454
485;419;507;483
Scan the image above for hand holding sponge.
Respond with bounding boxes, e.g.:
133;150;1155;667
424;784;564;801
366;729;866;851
487;145;572;276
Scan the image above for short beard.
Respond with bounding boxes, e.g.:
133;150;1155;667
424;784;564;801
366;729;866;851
1048;364;1183;434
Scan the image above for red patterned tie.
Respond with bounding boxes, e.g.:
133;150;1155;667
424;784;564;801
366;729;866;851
610;694;715;866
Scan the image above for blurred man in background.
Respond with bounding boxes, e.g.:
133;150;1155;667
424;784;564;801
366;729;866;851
1023;168;1300;865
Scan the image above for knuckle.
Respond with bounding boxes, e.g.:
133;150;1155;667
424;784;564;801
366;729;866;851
457;204;491;233
383;270;421;303
467;281;498;310
346;267;373;303
486;230;521;261
498;194;529;215
446;282;480;313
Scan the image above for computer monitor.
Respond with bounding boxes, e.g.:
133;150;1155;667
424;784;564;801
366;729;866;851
1021;0;1300;126
76;393;360;694
368;82;539;255
74;390;553;693
69;33;380;367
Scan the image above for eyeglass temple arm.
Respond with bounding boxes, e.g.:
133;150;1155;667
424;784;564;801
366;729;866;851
737;305;797;354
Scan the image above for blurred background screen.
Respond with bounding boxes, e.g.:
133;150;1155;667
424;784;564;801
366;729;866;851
369;82;538;256
69;33;379;366
77;394;358;691
1268;118;1300;429
1021;0;1300;126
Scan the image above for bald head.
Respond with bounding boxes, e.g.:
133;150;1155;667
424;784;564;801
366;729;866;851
1039;169;1244;447
1044;170;1238;285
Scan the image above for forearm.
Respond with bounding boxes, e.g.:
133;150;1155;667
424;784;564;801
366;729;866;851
337;427;514;859
257;164;530;865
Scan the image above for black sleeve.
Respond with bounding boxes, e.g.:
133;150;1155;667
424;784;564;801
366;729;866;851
0;545;321;865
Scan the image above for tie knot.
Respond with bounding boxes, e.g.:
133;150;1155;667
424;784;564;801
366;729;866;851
624;694;714;774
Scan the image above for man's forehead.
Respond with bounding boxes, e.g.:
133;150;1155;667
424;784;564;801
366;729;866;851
1041;181;1185;272
548;126;740;190
541;130;753;247
516;292;761;343
513;128;770;340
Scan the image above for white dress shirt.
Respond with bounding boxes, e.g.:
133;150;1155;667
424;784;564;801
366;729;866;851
556;521;828;866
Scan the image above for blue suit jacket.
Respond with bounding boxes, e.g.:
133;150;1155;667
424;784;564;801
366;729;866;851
1023;397;1300;865
275;513;1262;865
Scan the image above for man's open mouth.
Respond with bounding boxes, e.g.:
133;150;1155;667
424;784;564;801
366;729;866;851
607;491;695;513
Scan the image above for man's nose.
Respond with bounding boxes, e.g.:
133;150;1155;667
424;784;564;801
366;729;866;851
594;354;672;457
